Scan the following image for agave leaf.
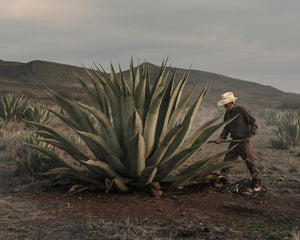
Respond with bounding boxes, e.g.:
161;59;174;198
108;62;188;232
127;109;144;141
183;114;223;149
134;68;147;118
93;63;119;94
76;102;124;159
26;121;90;161
112;178;130;192
147;123;185;167
42;167;105;186
170;71;190;115
75;73;107;113
37;137;86;160
48;89;96;133
120;83;136;148
150;60;168;98
75;130;128;174
143;64;151;121
192;115;239;149
136;166;157;189
85;159;124;179
164;88;208;159
47;109;77;129
126;132;146;177
143;87;165;157
167;148;235;188
129;57;135;93
142;62;169;121
86;67;122;139
36;137;106;177
110;63;121;92
155;147;198;181
157;115;237;178
93;66;121;104
168;118;237;172
162;71;191;133
134;62;140;93
24;143;74;169
154;71;176;146
85;160;129;192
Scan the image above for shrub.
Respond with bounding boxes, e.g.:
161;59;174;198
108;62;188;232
0;93;32;121
258;108;282;125
271;111;300;149
278;101;300;110
24;103;52;125
14;131;55;178
26;60;235;192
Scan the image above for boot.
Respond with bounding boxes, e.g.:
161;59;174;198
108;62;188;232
252;178;263;192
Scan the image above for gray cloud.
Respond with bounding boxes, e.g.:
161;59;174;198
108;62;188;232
1;0;299;93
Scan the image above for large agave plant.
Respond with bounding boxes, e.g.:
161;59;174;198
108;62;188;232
26;60;234;192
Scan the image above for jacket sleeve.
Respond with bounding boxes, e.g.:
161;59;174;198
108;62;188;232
219;114;229;139
242;107;258;137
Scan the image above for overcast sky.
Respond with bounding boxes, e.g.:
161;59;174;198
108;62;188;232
1;0;300;93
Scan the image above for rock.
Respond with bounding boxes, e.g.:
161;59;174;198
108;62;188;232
151;189;163;199
150;181;161;190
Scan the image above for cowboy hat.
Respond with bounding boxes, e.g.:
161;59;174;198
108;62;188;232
217;92;238;107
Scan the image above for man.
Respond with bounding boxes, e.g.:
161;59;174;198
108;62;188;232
215;92;263;191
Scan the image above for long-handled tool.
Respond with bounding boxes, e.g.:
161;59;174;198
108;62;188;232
208;139;246;144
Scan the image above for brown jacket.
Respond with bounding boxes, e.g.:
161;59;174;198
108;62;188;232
219;105;258;140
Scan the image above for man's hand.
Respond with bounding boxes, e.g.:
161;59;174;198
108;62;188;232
243;137;251;143
215;138;223;144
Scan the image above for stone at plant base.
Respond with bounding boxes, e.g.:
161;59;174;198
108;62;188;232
152;189;163;199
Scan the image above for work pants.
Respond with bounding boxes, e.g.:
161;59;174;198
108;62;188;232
221;140;262;186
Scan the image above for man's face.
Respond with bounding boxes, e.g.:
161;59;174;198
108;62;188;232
224;102;235;110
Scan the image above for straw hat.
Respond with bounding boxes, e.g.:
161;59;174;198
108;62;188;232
217;92;238;107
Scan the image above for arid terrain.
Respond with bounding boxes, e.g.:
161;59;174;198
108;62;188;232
0;108;299;240
0;60;299;239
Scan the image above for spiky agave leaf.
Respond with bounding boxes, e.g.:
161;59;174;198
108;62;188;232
166;147;236;188
42;167;105;187
84;160;130;192
126;132;146;177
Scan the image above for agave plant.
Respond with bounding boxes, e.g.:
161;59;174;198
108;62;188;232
258;108;282;126
26;60;234;192
0;93;32;121
24;103;52;125
15;131;55;177
271;111;300;149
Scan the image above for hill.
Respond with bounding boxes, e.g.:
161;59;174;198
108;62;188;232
1;59;299;108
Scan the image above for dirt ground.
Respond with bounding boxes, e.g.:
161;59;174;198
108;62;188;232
0;120;299;239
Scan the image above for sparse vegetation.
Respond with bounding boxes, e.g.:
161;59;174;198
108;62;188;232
288;159;299;173
271;110;300;150
24;104;52;125
258;108;282;125
14;131;55;178
0;93;52;128
278;100;300;110
0;93;32;122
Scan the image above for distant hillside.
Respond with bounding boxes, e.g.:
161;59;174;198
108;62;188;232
1;60;299;108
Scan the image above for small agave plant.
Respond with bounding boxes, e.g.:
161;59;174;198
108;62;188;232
0;93;32;121
26;60;234;192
